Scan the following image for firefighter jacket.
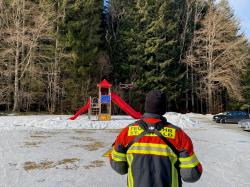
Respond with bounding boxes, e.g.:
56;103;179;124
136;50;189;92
110;113;202;187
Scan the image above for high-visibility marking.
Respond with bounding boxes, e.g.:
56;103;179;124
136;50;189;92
169;156;179;187
132;142;169;149
128;126;143;136
128;126;176;138
127;149;177;157
179;160;200;168
179;154;197;162
127;154;134;187
131;146;173;154
103;148;112;157
112;155;127;162
179;154;200;168
112;149;127;162
127;143;177;157
112;149;127;158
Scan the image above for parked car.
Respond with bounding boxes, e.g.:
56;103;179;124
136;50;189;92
238;119;250;130
213;113;224;121
213;111;249;124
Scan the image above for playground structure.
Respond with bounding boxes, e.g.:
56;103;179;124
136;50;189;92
69;79;142;120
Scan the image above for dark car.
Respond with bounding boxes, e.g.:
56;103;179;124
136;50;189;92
213;111;249;124
213;113;224;121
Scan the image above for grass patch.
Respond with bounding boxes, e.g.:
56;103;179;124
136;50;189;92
24;161;54;171
30;135;51;138
23;141;42;147
83;141;105;151
71;136;95;141
74;130;95;134
24;158;80;171
57;158;80;165
32;131;61;136
84;160;105;169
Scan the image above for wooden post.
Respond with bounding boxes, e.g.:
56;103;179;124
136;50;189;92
88;96;91;120
98;87;101;120
109;87;111;116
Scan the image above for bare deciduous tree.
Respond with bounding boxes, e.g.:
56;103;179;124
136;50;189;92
185;0;249;113
0;0;55;112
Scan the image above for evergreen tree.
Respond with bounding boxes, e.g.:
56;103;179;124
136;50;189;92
241;58;250;112
60;0;102;112
107;0;189;111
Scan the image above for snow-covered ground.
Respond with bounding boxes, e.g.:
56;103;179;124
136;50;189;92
0;113;250;187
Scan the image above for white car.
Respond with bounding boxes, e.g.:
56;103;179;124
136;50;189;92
238;119;250;131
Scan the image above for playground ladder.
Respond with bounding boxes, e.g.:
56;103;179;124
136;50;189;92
88;97;99;120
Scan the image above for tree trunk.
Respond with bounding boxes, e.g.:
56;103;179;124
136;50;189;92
207;82;213;113
13;33;20;112
200;98;203;114
51;26;59;113
191;67;195;112
51;0;61;114
185;63;189;112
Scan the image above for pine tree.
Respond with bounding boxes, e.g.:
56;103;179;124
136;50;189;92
59;0;102;112
241;58;250;112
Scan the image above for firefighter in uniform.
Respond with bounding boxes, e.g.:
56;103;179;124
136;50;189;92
110;90;202;187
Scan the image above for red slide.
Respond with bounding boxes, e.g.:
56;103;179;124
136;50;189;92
111;92;142;119
69;99;90;120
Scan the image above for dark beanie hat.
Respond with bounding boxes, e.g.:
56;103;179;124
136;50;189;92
145;90;167;115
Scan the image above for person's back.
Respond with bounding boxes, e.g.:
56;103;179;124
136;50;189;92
110;90;202;187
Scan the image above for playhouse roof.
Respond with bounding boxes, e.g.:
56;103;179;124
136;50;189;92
97;79;112;88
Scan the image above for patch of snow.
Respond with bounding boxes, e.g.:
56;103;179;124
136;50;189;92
164;112;202;129
0;113;203;131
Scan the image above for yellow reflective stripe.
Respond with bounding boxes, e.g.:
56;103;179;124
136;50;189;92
168;156;178;187
179;154;197;162
112;149;127;162
127;154;134;187
131;146;174;153
112;150;126;158
127;149;177;157
132;142;168;149
128;143;177;157
179;154;200;168
112;154;127;162
179;160;200;168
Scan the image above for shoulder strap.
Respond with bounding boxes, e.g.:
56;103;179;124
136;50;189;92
125;120;148;151
153;129;179;157
126;119;180;158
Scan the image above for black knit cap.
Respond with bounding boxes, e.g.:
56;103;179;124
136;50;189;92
144;90;167;115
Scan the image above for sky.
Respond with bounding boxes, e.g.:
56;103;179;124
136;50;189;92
228;0;250;39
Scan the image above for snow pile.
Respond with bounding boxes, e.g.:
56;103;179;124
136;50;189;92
0;113;203;131
164;112;201;129
0;115;134;130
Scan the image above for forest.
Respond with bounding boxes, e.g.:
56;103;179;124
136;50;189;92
0;0;249;114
